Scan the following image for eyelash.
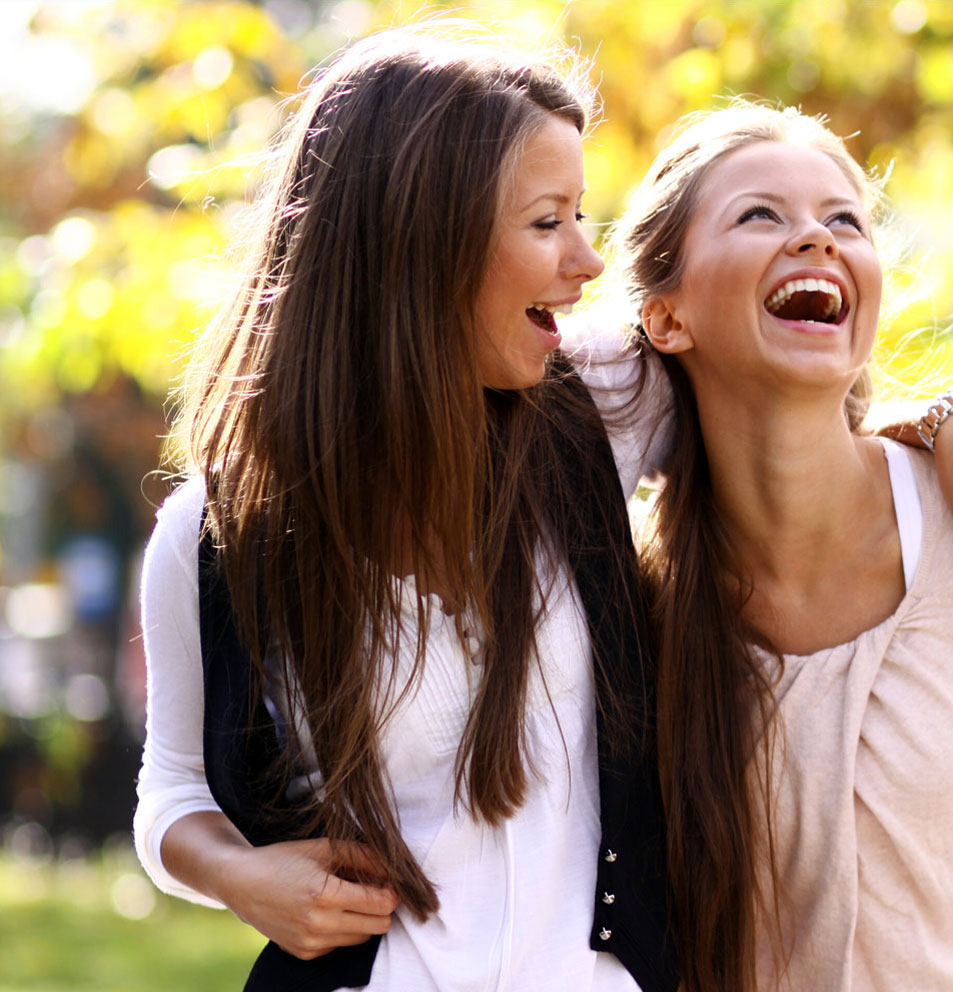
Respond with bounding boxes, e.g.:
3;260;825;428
534;212;588;231
830;209;865;233
737;204;779;224
737;203;865;234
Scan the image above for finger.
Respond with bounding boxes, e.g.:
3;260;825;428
305;915;393;942
313;905;396;935
316;873;400;915
280;928;379;961
339;908;395;934
277;941;335;961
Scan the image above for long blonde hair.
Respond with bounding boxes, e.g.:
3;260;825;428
614;101;886;991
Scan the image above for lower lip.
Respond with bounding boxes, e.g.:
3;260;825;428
526;312;562;351
764;309;845;335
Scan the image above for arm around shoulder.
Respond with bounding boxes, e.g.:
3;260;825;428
917;390;953;513
562;311;675;495
135;480;400;958
161;811;400;960
876;392;953;515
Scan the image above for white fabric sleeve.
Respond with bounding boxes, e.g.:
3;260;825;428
562;311;674;498
133;476;227;908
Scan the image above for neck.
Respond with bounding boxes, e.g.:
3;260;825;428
688;381;903;652
697;390;865;566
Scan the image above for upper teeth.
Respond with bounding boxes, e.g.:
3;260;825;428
531;303;574;315
765;278;842;319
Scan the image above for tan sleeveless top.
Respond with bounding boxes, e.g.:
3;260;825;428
755;448;953;991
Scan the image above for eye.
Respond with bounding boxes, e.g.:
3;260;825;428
532;210;588;232
828;209;865;234
737;204;780;224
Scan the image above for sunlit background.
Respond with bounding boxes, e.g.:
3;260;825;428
0;1;951;988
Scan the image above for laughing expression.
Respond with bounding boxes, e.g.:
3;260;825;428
654;141;882;399
474;115;604;390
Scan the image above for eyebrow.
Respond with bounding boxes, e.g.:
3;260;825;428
518;191;585;212
722;190;860;214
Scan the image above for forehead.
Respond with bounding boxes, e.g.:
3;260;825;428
696;141;862;213
502;115;584;206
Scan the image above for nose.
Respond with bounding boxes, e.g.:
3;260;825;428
785;218;838;259
562;227;605;284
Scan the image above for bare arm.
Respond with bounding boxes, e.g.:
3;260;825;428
161;811;400;960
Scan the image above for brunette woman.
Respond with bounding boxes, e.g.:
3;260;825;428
134;25;677;992
617;102;953;991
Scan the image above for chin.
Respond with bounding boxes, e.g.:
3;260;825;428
482;360;548;391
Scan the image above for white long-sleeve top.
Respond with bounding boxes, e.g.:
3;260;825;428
134;324;671;992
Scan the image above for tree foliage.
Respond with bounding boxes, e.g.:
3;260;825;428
1;0;950;421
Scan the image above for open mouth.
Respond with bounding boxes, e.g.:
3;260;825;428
526;302;572;335
764;278;847;325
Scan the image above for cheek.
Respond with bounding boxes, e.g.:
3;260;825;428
678;256;738;323
474;256;512;326
498;234;557;287
854;239;882;291
868;259;884;306
856;254;883;327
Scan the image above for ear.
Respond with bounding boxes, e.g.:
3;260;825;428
641;297;694;354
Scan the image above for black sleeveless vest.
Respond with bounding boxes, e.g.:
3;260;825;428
198;364;678;992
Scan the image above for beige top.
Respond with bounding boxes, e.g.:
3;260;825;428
756;447;953;991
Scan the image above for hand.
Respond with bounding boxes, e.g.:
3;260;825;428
221;836;401;960
874;412;953;513
161;812;400;960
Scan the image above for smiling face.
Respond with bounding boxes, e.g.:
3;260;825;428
644;141;883;400
473;115;604;390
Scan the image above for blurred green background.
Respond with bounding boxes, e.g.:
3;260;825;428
0;1;951;988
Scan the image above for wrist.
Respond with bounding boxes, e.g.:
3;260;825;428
917;391;953;451
161;810;251;910
203;828;256;913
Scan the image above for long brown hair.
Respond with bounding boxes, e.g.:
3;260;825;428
612;102;886;991
172;27;631;918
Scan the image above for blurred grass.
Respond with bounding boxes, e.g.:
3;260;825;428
0;847;263;992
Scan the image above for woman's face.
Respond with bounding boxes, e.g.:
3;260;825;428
474;115;604;390
647;141;882;400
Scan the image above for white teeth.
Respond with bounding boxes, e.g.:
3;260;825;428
764;277;842;320
531;303;574;315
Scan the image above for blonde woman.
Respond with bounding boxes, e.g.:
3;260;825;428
620;102;953;991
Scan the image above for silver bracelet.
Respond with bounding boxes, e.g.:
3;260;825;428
917;391;953;451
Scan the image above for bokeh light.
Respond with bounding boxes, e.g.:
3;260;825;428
0;0;950;907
